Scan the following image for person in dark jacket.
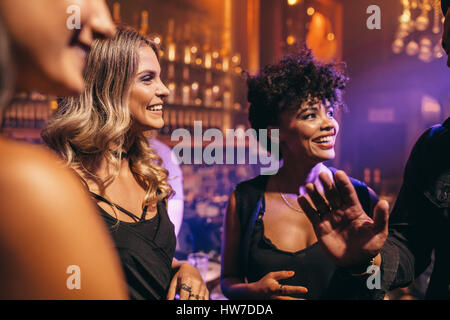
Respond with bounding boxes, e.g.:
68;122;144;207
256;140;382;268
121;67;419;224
298;0;450;299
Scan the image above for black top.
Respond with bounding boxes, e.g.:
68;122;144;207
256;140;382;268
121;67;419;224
247;203;335;300
443;0;449;15
232;168;378;300
94;194;176;300
379;117;450;300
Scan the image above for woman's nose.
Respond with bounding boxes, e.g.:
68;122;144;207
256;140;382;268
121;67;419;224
320;116;335;131
156;82;170;98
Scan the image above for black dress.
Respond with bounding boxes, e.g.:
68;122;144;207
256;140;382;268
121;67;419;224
233;168;378;300
92;193;176;300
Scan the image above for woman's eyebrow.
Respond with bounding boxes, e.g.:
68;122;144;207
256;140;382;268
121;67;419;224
298;106;318;115
137;70;157;77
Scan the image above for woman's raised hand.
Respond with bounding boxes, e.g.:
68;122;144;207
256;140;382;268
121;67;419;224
298;170;390;267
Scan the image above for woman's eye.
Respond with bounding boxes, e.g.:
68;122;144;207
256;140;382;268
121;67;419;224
141;75;155;83
302;113;316;120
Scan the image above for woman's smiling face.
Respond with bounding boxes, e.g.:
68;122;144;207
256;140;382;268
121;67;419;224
277;100;339;165
128;45;169;131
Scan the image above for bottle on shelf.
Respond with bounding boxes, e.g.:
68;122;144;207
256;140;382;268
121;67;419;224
181;66;191;106
139;10;149;35
166;19;177;62
167;82;177;105
191;82;200;105
113;2;121;23
23;102;33;129
203;71;213;108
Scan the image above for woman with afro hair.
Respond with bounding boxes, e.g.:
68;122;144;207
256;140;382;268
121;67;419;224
220;47;385;300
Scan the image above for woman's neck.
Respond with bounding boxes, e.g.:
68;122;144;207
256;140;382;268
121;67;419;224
272;157;327;195
78;152;132;194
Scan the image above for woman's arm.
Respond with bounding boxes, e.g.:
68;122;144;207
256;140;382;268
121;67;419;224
0;141;128;299
220;191;253;299
220;192;307;300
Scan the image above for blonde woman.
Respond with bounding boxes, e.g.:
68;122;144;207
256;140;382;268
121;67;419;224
42;27;208;300
0;0;127;299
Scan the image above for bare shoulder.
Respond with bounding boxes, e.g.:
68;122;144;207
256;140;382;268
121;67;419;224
0;139;127;299
0;139;88;203
0;138;71;177
0;138;100;229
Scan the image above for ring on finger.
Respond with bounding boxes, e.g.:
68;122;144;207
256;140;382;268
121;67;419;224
180;284;192;293
189;293;200;299
279;284;285;295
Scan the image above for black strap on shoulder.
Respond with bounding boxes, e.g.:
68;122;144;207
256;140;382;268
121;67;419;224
234;175;269;279
91;192;148;222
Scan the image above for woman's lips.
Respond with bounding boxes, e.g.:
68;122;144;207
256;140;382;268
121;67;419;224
315;142;334;150
148;110;163;116
312;136;335;149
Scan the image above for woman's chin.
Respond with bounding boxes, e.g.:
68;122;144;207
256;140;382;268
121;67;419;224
313;151;335;163
142;121;165;132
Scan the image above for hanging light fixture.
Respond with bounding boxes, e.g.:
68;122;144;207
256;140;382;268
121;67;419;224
392;0;445;63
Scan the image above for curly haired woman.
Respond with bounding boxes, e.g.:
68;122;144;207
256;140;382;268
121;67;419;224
220;48;384;300
42;27;208;300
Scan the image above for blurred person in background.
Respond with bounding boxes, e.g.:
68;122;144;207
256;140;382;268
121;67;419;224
0;0;128;299
149;137;184;237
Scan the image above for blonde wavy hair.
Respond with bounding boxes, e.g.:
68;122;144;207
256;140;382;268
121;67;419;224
42;27;173;209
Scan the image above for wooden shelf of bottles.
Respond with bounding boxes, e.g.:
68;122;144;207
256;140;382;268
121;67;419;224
151;15;249;144
156;52;249;142
1;93;56;144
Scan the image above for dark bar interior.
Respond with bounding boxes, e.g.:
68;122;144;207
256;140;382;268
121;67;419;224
0;0;449;302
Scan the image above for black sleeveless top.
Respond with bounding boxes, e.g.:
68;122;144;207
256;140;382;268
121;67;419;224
234;168;378;300
93;194;176;300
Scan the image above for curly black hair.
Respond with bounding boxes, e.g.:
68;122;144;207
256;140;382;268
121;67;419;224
247;47;349;132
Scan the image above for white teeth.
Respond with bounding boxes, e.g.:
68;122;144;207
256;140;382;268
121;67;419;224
147;105;163;111
315;136;333;143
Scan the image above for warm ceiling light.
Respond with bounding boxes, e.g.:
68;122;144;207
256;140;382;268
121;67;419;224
286;35;296;45
153;37;161;44
307;7;315;16
287;0;299;6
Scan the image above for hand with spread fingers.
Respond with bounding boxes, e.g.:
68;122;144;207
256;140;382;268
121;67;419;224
297;170;390;268
167;263;209;300
249;271;308;300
